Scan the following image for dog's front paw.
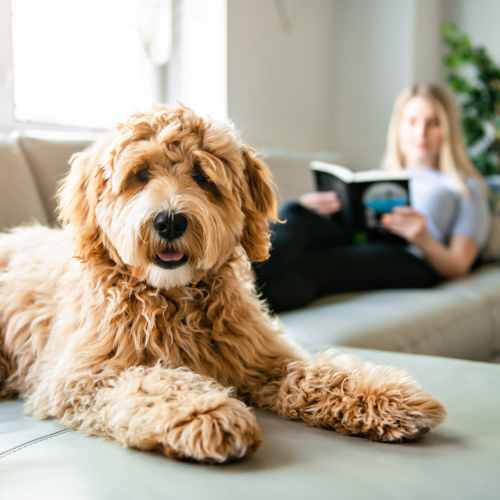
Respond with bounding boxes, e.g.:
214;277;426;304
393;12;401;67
339;388;446;443
295;354;447;443
162;395;262;463
332;359;447;442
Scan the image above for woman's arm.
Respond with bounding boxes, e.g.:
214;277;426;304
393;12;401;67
414;233;478;279
382;206;479;279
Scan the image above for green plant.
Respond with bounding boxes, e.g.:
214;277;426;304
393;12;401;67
441;22;500;176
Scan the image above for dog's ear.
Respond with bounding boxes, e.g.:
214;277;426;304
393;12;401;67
57;142;106;260
240;146;278;262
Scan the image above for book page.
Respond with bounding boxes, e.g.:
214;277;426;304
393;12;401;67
311;161;409;183
310;161;354;183
353;169;409;182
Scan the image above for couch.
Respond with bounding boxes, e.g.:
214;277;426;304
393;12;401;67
1;132;499;499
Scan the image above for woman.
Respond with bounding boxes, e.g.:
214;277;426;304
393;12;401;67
254;83;491;313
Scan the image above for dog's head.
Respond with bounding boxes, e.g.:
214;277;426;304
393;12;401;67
58;105;277;288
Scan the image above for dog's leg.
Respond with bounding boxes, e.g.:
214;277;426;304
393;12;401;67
27;364;261;463
208;291;445;443
252;350;446;442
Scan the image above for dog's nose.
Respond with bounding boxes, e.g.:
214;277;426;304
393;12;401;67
153;211;188;241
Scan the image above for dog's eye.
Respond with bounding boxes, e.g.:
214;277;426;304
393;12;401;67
191;163;211;188
191;163;220;199
135;166;150;183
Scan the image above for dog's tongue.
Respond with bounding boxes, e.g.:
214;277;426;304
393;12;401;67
157;251;184;262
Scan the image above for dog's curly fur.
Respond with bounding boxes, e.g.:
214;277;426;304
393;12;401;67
0;106;446;463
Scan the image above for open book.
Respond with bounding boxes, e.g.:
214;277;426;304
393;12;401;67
310;161;410;243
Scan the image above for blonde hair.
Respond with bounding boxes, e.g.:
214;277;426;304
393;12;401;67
383;82;486;194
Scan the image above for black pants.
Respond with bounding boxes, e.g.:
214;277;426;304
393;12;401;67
253;202;442;313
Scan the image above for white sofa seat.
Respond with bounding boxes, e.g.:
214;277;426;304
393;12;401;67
2;348;500;500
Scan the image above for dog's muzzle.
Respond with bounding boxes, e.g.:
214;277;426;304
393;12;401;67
153;211;189;269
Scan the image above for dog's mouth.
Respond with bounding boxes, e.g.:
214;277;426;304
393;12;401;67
154;246;188;270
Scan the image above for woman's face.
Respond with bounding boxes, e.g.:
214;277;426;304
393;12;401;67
398;96;444;168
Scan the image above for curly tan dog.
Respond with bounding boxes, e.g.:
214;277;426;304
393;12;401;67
0;106;446;463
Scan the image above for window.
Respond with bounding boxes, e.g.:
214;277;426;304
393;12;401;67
1;0;226;132
10;0;172;129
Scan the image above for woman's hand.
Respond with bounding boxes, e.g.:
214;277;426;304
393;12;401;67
381;206;432;246
299;191;342;215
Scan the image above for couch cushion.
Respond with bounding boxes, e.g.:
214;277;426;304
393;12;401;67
280;264;500;361
18;132;95;224
0;134;48;230
1;348;499;500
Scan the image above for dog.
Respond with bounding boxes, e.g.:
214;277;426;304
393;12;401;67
0;106;446;463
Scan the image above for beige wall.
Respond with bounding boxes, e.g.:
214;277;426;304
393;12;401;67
331;0;445;168
227;0;337;153
414;0;446;84
328;0;416;168
445;0;500;64
226;0;498;171
226;0;447;169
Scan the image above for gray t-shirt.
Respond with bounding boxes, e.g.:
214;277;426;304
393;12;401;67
408;166;491;251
